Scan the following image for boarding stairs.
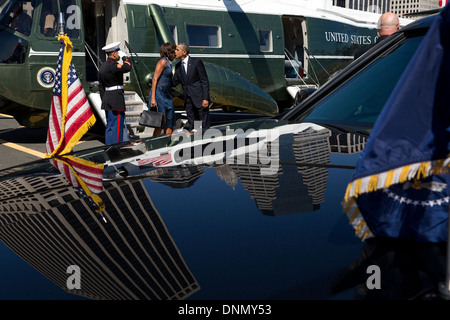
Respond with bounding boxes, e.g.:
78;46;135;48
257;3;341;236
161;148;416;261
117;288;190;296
88;91;154;140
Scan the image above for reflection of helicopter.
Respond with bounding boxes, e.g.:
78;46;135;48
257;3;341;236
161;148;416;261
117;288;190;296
100;119;335;217
0;0;411;134
101;121;330;178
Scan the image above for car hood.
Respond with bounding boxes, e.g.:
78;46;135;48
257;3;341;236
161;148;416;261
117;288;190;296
0;119;445;300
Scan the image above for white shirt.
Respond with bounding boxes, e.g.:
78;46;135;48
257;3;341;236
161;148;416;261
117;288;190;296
182;55;189;74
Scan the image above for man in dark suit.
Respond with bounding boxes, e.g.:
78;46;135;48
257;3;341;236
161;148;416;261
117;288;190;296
173;43;210;132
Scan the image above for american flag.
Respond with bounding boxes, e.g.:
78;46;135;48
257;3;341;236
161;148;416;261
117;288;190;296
46;35;96;157
51;155;105;212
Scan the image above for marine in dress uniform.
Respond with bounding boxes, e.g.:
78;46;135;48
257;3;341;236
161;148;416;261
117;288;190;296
98;41;132;145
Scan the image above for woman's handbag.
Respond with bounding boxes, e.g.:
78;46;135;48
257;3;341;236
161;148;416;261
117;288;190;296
139;108;165;128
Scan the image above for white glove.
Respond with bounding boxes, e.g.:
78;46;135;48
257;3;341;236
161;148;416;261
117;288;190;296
118;51;127;59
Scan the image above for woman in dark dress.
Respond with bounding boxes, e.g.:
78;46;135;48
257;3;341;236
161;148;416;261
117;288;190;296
150;42;177;136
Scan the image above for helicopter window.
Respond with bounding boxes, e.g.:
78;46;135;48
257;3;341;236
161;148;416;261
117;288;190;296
169;25;178;43
60;0;80;39
0;32;28;63
259;29;272;52
0;0;34;36
40;0;57;37
38;0;80;38
186;24;221;48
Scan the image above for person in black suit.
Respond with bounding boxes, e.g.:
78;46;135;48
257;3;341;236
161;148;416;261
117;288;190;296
173;43;210;132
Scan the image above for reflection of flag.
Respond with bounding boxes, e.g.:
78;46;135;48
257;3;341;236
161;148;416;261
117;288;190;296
45;35;96;158
51;155;105;212
137;153;172;167
343;6;450;243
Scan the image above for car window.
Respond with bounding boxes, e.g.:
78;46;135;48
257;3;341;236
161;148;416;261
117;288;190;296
303;35;425;130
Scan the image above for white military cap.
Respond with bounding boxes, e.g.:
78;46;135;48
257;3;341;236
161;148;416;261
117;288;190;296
102;41;121;53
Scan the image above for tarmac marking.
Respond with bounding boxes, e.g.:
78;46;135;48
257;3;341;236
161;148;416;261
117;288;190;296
0;122;46;158
0;116;102;160
0;138;47;159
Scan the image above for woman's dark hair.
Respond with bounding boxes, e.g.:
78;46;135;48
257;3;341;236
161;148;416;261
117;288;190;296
160;42;176;60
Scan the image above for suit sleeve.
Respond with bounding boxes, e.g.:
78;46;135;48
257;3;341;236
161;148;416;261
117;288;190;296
198;59;210;102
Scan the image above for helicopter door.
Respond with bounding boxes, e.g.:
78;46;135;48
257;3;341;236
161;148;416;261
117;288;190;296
81;0;129;83
81;0;105;82
282;16;307;79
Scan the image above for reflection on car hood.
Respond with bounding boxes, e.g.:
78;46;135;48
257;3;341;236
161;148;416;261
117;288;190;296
0;119;444;300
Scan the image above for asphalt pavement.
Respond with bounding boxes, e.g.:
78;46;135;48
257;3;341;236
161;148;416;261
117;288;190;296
0;113;105;172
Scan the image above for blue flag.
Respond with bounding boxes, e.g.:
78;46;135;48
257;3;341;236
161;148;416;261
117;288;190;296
343;6;450;242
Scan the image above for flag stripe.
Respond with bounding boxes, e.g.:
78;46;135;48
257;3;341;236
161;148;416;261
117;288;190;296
117;112;121;143
47;96;63;154
137;154;173;167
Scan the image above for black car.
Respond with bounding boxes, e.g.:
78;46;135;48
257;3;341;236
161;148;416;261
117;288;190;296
0;13;446;301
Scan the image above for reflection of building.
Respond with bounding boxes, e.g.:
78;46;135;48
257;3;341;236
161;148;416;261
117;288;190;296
292;128;331;207
0;174;73;218
333;0;391;13
221;128;331;216
0;175;199;300
329;132;367;154
391;0;441;17
230;163;282;215
215;164;238;189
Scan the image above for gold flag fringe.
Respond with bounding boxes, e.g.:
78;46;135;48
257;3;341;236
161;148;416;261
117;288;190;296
342;197;374;241
342;155;450;240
